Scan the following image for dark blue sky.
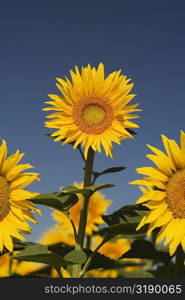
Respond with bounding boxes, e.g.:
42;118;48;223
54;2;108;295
1;0;185;241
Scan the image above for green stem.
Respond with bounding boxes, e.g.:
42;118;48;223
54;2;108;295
86;235;91;250
68;212;78;242
71;148;94;278
56;267;63;278
175;244;185;278
71;243;82;278
80;235;111;278
66;212;79;278
77;147;94;248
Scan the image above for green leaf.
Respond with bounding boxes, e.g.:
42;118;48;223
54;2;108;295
92;167;126;183
122;270;155;278
31;192;78;212
102;204;148;226
64;250;87;264
120;240;171;265
85;250;117;271
63;183;115;198
99;223;148;239
63;186;79;192
48;243;73;256
13;244;48;256
12;244;74;269
148;265;175;278
125;128;138;136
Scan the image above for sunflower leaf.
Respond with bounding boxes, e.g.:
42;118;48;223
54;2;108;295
12;244;74;269
148;265;174;278
64;250;87;264
62;183;115;198
92;167;126;183
125;128;138;136
84;250;117;271
102;204;148;226
120;240;171;265
31;192;78;212
122;270;155;278
13;244;48;256
98;222;148;239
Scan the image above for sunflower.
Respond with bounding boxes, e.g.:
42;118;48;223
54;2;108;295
88;237;141;278
53;182;111;235
95;236;131;259
43;63;140;158
51;267;71;278
0;253;10;277
13;225;74;278
37;225;74;278
38;224;75;246
0;140;40;252
130;131;185;255
13;261;45;276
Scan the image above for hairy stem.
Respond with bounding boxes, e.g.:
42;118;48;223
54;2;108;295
77;148;94;248
80;235;111;278
71;147;94;278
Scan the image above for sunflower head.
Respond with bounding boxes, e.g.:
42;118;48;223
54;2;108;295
89;236;141;278
130;131;185;255
0;253;10;277
0;139;40;252
52;182;111;235
93;236;131;259
38;224;75;246
43;63;141;158
13;261;45;276
88;237;130;278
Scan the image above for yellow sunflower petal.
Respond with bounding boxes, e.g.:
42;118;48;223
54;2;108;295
10;174;39;190
10;189;39;201
0;140;40;252
147;210;172;236
136;167;168;181
3;233;13;252
136;190;166;204
0;140;7;172
2;151;24;176
43;63;140;158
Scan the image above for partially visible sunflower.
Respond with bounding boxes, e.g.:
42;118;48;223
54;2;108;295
38;224;75;246
95;236;131;259
0;253;10;277
14;225;74;278
88;268;118;278
53;182;111;235
88;237;141;278
43;63;140;158
51;268;71;278
130;131;185;255
13;261;45;276
33;225;74;278
0;140;40;252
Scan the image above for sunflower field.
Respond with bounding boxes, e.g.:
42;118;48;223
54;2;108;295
0;63;184;279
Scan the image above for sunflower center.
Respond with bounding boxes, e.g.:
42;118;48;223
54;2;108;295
0;176;10;221
166;169;185;218
73;98;114;135
83;104;105;125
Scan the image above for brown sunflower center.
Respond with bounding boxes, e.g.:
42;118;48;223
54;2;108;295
72;98;114;135
0;176;10;221
166;169;185;218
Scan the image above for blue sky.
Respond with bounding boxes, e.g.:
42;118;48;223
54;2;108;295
1;0;185;241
